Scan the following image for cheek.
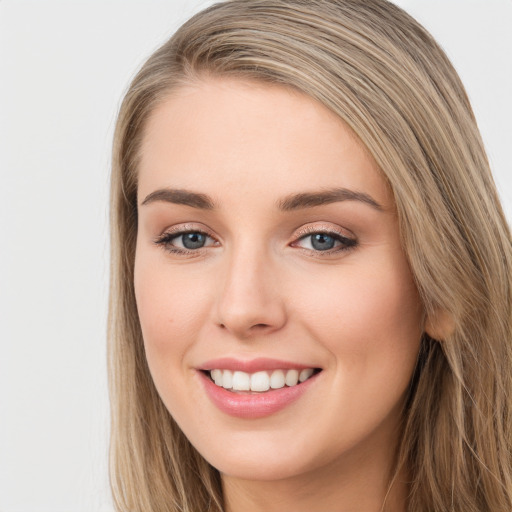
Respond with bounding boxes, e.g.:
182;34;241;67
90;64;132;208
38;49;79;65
133;252;217;429
295;255;423;374
290;259;423;449
133;252;211;370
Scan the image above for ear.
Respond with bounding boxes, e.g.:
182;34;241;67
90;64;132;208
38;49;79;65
424;309;455;341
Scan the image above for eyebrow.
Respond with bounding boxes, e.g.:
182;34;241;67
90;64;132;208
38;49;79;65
140;186;383;212
278;188;383;211
141;188;215;209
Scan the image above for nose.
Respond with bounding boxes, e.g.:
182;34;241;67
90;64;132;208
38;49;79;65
214;246;287;339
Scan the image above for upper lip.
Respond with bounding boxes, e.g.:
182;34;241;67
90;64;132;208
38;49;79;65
197;357;320;373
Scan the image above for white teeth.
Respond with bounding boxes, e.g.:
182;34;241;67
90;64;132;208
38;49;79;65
211;369;222;386
285;369;299;386
232;371;250;391
209;368;316;392
270;369;285;389
222;370;233;389
250;371;270;392
299;368;314;382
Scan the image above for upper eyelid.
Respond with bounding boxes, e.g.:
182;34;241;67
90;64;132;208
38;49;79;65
154;222;356;245
158;223;217;238
293;223;355;240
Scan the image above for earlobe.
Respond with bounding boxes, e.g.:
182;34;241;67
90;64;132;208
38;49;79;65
424;309;455;341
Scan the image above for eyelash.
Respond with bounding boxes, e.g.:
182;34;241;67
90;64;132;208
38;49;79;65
292;226;357;256
153;225;218;256
153;225;357;257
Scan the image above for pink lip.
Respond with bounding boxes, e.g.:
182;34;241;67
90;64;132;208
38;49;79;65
197;367;321;419
197;357;316;373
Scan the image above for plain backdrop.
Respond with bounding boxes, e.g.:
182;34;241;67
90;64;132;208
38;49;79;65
0;1;510;511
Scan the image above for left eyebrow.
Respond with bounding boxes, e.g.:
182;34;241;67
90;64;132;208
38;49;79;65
277;187;384;211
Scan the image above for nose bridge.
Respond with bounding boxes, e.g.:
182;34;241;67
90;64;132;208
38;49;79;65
215;239;286;337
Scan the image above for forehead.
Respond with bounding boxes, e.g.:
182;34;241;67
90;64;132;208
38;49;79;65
138;78;392;209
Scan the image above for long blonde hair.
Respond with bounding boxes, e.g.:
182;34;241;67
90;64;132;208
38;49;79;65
108;1;512;510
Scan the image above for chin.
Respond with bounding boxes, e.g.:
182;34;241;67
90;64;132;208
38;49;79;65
211;453;313;482
192;429;334;483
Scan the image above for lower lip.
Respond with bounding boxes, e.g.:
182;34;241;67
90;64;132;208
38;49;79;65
198;371;320;419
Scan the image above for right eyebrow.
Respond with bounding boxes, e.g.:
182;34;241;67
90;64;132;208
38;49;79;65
140;188;216;210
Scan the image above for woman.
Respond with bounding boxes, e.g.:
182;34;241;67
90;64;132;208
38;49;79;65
108;1;512;510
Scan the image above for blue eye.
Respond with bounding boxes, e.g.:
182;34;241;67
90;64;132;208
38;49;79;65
295;231;357;253
180;232;207;249
310;233;336;251
154;230;217;253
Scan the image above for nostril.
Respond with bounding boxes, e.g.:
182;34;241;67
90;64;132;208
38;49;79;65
218;322;270;331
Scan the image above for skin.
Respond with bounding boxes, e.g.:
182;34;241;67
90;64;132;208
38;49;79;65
134;78;424;512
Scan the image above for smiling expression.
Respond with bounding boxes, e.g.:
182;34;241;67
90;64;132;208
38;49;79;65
134;78;423;483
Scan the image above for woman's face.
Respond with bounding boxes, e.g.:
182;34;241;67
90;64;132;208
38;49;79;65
134;78;423;482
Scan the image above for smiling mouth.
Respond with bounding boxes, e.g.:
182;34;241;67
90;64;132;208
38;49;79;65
204;368;322;393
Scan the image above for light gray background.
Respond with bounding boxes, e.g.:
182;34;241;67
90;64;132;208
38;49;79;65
0;1;510;511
